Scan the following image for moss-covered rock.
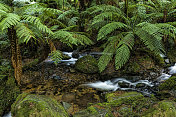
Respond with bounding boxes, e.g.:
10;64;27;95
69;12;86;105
144;101;176;116
158;76;176;98
159;76;176;91
73;91;158;117
0;75;20;116
75;55;99;74
11;93;69;117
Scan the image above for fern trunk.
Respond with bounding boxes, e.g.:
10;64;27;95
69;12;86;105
125;0;128;17
9;28;22;85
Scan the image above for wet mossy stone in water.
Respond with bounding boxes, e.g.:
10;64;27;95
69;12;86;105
11;93;69;117
0;75;20;116
75;55;99;74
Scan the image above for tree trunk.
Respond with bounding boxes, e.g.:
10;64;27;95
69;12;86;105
9;28;22;85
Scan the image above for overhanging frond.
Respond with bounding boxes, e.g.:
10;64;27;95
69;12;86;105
22;15;53;35
0;13;20;31
115;44;130;70
15;22;36;43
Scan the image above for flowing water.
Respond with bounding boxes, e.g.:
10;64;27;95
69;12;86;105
4;52;176;116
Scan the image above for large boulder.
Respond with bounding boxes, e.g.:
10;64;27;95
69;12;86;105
75;55;99;74
0;75;20;116
11;93;69;117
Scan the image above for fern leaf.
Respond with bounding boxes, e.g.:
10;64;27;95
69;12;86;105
0;13;20;31
92;12;126;25
23;15;53;35
52;30;78;47
15;23;36;43
118;32;134;50
115;44;130;70
0;3;10;12
72;33;93;46
136;28;164;54
98;42;115;72
97;22;129;41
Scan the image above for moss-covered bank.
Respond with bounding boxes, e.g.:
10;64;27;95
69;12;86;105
0;75;20;116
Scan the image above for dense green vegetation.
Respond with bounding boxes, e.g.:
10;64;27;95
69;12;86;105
0;0;176;116
0;0;175;85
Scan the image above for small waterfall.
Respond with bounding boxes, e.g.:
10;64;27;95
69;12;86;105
83;78;154;92
168;63;176;74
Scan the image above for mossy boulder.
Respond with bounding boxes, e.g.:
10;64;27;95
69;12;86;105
158;76;176;98
0;75;20;116
75;55;99;74
159;76;176;91
73;91;158;117
144;100;176;116
11;93;69;117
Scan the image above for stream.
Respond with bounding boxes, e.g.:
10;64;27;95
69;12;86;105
3;52;176;117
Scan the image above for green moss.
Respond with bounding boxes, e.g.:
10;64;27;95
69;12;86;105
159;76;176;91
126;62;140;73
0;75;20;116
167;48;176;63
143;101;176;117
11;93;69;117
74;91;158;117
75;55;99;74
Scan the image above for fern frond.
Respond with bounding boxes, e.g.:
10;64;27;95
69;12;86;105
89;5;122;16
115;44;130;70
97;22;129;40
72;33;93;46
0;3;11;12
98;42;115;72
15;22;36;43
22;15;53;35
118;32;134;50
58;10;79;21
68;17;78;26
92;12;127;25
0;13;20;31
88;21;107;31
136;28;164;54
15;23;35;43
52;30;78;47
156;23;176;38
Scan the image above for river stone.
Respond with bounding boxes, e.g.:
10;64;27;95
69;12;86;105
75;55;99;74
11;93;69;117
0;75;20;117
